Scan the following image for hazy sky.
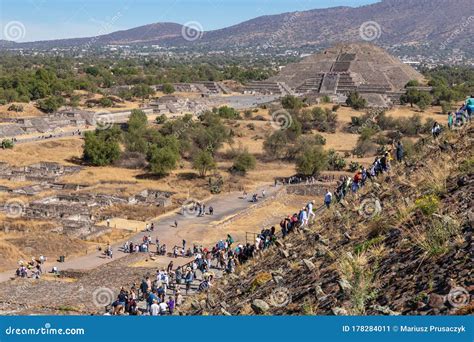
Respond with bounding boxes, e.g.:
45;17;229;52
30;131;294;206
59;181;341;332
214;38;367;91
0;0;379;42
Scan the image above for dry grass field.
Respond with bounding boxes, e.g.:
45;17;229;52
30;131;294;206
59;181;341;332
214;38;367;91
0;103;44;119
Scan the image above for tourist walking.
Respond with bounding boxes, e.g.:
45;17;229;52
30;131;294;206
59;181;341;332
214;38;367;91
324;189;333;209
396;141;404;162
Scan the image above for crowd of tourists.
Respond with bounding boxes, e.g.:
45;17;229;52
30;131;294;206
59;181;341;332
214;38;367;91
107;135;414;315
15;256;46;279
444;95;473;132
107;146;395;315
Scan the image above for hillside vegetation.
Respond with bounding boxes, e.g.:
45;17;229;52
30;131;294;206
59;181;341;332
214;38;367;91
183;126;473;316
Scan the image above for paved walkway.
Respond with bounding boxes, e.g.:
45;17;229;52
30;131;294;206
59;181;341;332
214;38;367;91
0;184;281;283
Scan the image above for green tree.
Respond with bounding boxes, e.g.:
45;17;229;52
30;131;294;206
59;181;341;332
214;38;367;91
148;145;180;176
162;83;175;94
85;66;100;77
263;130;289;160
295;145;328;176
193;111;232;155
346;91;367;110
217;106;240;119
232;150;256;174
281;95;303;110
405;80;420;88
416;92;433;111
193;150;216;177
69;95;81;107
132;84;154;99
83;128;121;166
125;109;149;154
37;96;64;113
440;101;453;114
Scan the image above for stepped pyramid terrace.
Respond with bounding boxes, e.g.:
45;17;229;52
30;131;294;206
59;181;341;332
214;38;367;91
245;43;425;107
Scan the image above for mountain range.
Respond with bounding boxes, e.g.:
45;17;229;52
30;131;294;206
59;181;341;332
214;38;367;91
1;0;473;53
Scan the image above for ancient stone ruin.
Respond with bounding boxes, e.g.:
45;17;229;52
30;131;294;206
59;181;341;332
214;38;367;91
244;43;424;107
0;108;153;139
0;160;174;239
0;162;81;182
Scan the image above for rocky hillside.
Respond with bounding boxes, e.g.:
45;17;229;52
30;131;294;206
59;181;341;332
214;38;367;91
5;0;473;54
193;0;473;51
182;126;473;316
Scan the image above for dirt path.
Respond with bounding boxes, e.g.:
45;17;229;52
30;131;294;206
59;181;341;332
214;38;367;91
0;183;280;283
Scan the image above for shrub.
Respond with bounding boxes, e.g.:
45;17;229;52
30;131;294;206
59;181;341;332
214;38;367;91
37;96;64;113
346;91;367;110
354;236;385;254
440;101;453;114
217;106;240;119
83;128;121;166
415;217;460;256
155;114;167;124
295;145;328;176
353;139;377;158
321;95;331;103
250;272;272;292
348;161;362;172
414;195;440;216
281;95;303;110
263;131;289;160
231;150;256;174
99;97;114;107
459;158;474;174
243;110;253;119
162;83;175;94
310;107;338;133
7;104;23;112
192;150;216;177
1;139;14;149
327;149;346;171
337;253;377;315
148;145;180;176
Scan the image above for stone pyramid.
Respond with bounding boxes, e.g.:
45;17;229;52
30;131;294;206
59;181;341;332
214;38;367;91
269;42;424;95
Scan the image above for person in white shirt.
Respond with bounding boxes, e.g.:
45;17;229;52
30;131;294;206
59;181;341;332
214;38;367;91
159;301;168;315
307;200;315;222
150;299;160;316
324;190;333;209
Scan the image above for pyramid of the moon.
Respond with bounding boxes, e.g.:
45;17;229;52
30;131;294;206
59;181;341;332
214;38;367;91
245;43;424;105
